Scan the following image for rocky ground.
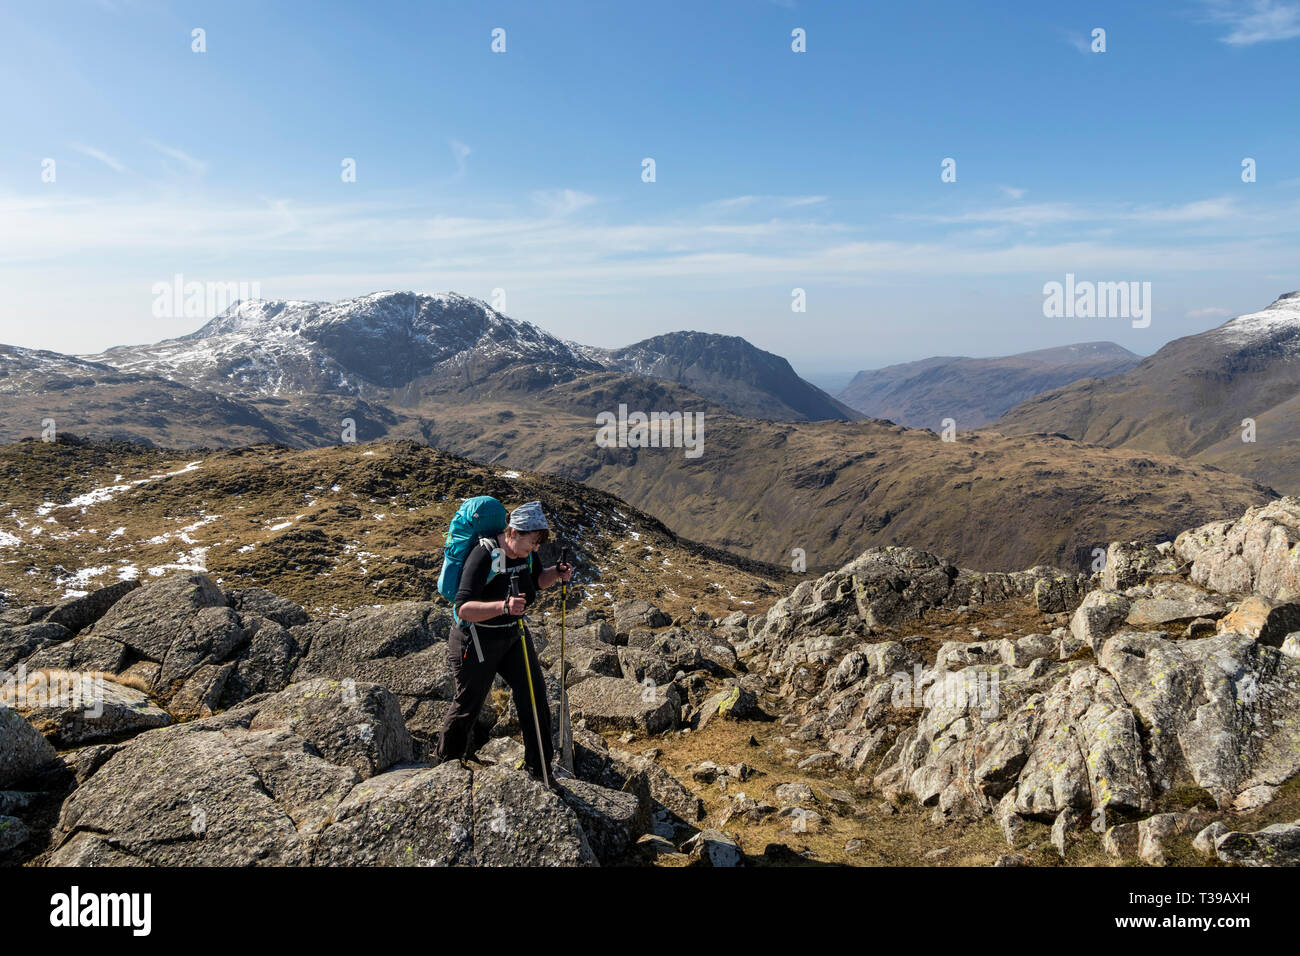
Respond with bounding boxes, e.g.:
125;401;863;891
4;495;1300;866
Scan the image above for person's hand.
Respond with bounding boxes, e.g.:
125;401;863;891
505;594;526;616
557;562;573;583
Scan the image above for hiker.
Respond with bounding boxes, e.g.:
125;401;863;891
435;500;573;784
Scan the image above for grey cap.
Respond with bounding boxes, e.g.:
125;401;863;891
507;500;549;532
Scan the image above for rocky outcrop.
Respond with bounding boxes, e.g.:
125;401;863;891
738;547;1085;677
49;679;612;866
289;601;453;752
9;492;1300;867
12;574;314;721
2;673;170;747
1100;541;1180;591
735;509;1300;865
1098;631;1300;806
567;676;679;735
0;702;57;788
1070;590;1130;650
1215;595;1300;647
1177;498;1300;599
614;600;672;634
0;578;719;867
1212;820;1300;866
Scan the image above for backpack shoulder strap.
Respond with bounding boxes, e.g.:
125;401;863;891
479;536;503;584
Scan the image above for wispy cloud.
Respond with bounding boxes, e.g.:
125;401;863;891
531;188;596;217
1186;306;1234;319
3;189;1296;286
904;196;1244;227
998;186;1028;200
69;143;127;173
449;139;471;177
1202;0;1300;45
705;194;827;210
1065;36;1091;54
145;139;207;177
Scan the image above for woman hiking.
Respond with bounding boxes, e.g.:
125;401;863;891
435;500;573;787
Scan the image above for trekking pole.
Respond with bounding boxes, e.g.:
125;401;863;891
558;547;575;773
510;575;552;790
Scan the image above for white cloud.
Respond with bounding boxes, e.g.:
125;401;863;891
1186;306;1234;319
904;196;1245;227
3;187;1298;354
1203;0;1300;45
1064;33;1092;54
69;143;127;173
998;186;1028;200
145;139;208;177
706;194;827;210
531;188;597;217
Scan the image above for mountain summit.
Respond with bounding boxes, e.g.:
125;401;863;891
85;291;598;396
579;330;860;421
77;292;852;421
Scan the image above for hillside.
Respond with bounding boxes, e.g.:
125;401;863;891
414;381;1273;573
994;292;1300;493
582;330;860;421
838;342;1140;430
0;435;788;620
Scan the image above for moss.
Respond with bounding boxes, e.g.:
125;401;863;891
1156;785;1217;813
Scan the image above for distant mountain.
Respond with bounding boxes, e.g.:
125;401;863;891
84;291;601;398
578;330;860;421
0;292;1278;572
81;292;851;423
0;345;118;393
838;342;1141;430
994;293;1300;494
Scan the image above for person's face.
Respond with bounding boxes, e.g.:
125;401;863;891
506;529;542;558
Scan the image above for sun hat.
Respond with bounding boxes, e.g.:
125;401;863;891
507;501;550;533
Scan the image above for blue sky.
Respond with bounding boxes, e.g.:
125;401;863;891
2;0;1299;384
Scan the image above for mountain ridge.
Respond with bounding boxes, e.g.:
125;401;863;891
993;292;1300;493
838;341;1141;430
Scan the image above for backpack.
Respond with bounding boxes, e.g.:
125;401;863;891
437;495;534;622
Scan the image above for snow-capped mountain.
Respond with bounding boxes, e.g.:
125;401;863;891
82;291;601;397
1209;290;1300;352
71;291;858;421
0;345;117;394
995;291;1300;493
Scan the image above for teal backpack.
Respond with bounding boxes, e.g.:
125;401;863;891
437;496;534;622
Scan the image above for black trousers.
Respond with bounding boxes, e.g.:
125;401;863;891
436;621;554;775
